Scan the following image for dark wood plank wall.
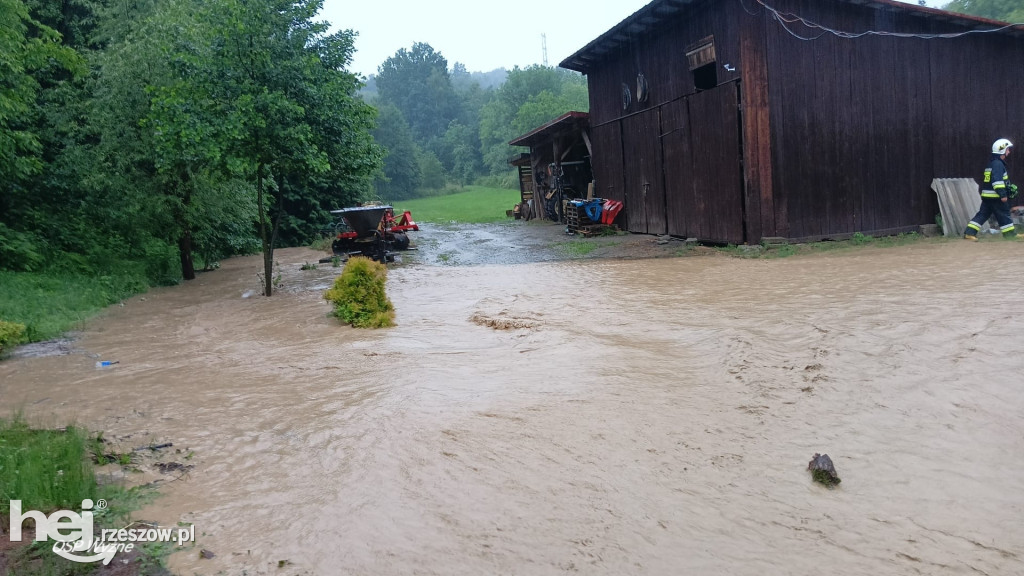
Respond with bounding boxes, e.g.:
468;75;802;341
585;0;743;236
621;109;668;234
590;123;625;205
620;113;649;232
587;3;743;126
689;85;745;243
761;0;1024;240
1012;34;1024;161
587;1;742;127
661;99;694;237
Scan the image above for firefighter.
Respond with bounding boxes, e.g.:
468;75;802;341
964;138;1020;241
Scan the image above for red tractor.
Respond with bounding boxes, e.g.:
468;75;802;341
329;205;419;263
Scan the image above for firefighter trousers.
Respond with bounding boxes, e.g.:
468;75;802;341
964;197;1016;237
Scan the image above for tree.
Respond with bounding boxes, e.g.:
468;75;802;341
196;0;382;296
274;38;382;246
478;65;588;175
86;0;188;284
142;2;227;279
941;0;1024;21
90;0;228;281
0;0;84;205
440;121;482;185
0;0;86;271
512;86;589;137
416;149;445;190
376;42;458;143
372;102;422;200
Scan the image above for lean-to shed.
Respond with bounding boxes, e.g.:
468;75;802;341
509;111;593;222
560;0;1024;243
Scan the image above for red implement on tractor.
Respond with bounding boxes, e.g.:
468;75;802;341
328;205;418;263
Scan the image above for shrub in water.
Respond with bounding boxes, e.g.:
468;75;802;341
323;257;395;328
0;320;27;355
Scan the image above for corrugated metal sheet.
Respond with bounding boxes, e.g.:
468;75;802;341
508;112;589;148
931;178;986;236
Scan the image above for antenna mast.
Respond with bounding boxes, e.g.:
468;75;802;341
542;33;548;66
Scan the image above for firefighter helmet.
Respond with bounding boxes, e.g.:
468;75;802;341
992;138;1014;155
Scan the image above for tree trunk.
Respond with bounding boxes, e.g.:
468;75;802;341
257;163;273;296
177;168;196;280
179;230;196;280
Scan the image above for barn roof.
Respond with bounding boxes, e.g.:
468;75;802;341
560;0;1024;73
508;111;590;148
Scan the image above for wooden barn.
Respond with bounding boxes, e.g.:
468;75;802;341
560;0;1024;243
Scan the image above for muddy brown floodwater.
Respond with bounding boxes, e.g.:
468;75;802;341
2;223;1024;575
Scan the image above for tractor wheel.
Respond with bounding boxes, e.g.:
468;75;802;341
391;232;410;250
372;233;388;263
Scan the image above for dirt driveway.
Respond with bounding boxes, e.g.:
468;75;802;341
396;219;709;266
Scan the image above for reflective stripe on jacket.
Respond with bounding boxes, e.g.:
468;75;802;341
981;156;1011;199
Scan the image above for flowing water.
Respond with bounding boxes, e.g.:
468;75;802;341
2;232;1024;575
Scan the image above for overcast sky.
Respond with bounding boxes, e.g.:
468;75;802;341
320;0;943;78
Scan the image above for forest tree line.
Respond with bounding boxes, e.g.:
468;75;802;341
364;43;587;201
0;0;587;298
2;0;385;297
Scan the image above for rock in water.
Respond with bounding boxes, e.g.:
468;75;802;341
808;453;841;486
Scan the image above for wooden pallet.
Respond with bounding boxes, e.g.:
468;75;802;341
565;203;582;233
579;224;617;237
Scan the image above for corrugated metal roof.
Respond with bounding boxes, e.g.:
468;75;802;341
508;152;532;166
560;0;1024;73
508;111;590;148
932;178;988;236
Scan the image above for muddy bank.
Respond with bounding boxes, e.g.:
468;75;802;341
1;223;1023;575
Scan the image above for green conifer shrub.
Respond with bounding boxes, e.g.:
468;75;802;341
323;257;395;328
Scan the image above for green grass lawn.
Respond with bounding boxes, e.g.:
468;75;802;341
394;186;520;224
0;270;148;343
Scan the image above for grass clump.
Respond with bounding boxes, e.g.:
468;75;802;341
561;240;598;257
811;468;842;486
0;320;27;355
0;417;96;515
0;415;166;574
310;235;333;252
324;257;395;328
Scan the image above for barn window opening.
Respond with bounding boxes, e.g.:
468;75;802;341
686;35;717;91
693;63;718;90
